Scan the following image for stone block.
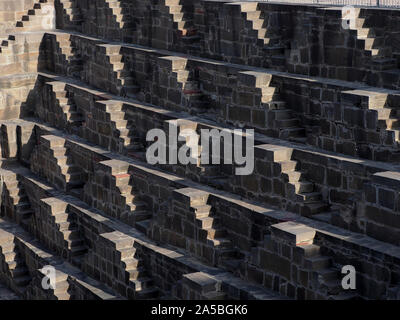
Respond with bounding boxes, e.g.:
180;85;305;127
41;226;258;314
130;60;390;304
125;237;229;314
271;222;316;245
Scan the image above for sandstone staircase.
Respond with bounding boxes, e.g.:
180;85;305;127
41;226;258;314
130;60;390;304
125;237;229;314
238;71;305;140
164;0;198;39
289;239;356;299
37;267;71;300
345;9;396;71
0;35;16;57
99;44;140;97
96;100;144;155
15;0;55;32
100;232;159;299
269;147;328;217
0;235;32;296
3;179;34;229
267;222;357;300
179;189;236;266
57;0;83;31
341;89;400;145
111;170;152;227
174;120;228;188
31;135;85;192
53;34;84;78
46;81;84;131
104;0;134;41
41;197;87;264
160;56;210;114
86;160;152;229
281;159;328;216
235;2;285;64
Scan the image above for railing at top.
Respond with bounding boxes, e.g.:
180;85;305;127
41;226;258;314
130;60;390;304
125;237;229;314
241;0;400;8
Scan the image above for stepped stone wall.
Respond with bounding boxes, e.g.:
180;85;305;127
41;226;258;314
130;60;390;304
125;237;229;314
2;0;400;300
0;1;35;35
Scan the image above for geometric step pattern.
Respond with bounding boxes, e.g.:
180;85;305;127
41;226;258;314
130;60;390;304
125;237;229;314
268;222;357;300
164;0;198;38
168;119;224;181
104;0;134;32
341;89;400;144
97;231;159;299
1;172;34;228
46;81;84;131
58;0;83;31
30;135;86;192
98;44;139;97
15;0;55;32
238;2;271;45
95;100;143;154
157;56;210;114
52;33;84;78
0;231;32;297
237;71;306;141
83;160;152;228
172;188;236;266
38;197;88;264
343;8;396;70
269;146;328;216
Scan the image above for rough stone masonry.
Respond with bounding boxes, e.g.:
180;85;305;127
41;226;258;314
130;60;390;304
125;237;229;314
0;0;400;300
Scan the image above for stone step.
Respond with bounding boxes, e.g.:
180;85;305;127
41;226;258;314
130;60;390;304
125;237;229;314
379;119;400;129
165;0;183;5
129;211;152;223
126;200;148;211
4;251;18;262
368;58;397;71
207;228;227;239
122;257;141;269
168;5;184;14
53;281;70;294
304;255;331;270
53;213;69;223
58;221;77;231
282;171;305;183
132;277;154;291
245;11;262;21
11;195;29;205
296;244;321;258
63;229;81;240
196;217;215;229
291;181;314;194
296;192;322;202
239;2;259;13
118;247;137;260
70;245;87;256
51;146;68;157
300;202;329;216
278;160;298;172
376;107;400;119
194;204;212;217
208;237;231;248
128;267;147;281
